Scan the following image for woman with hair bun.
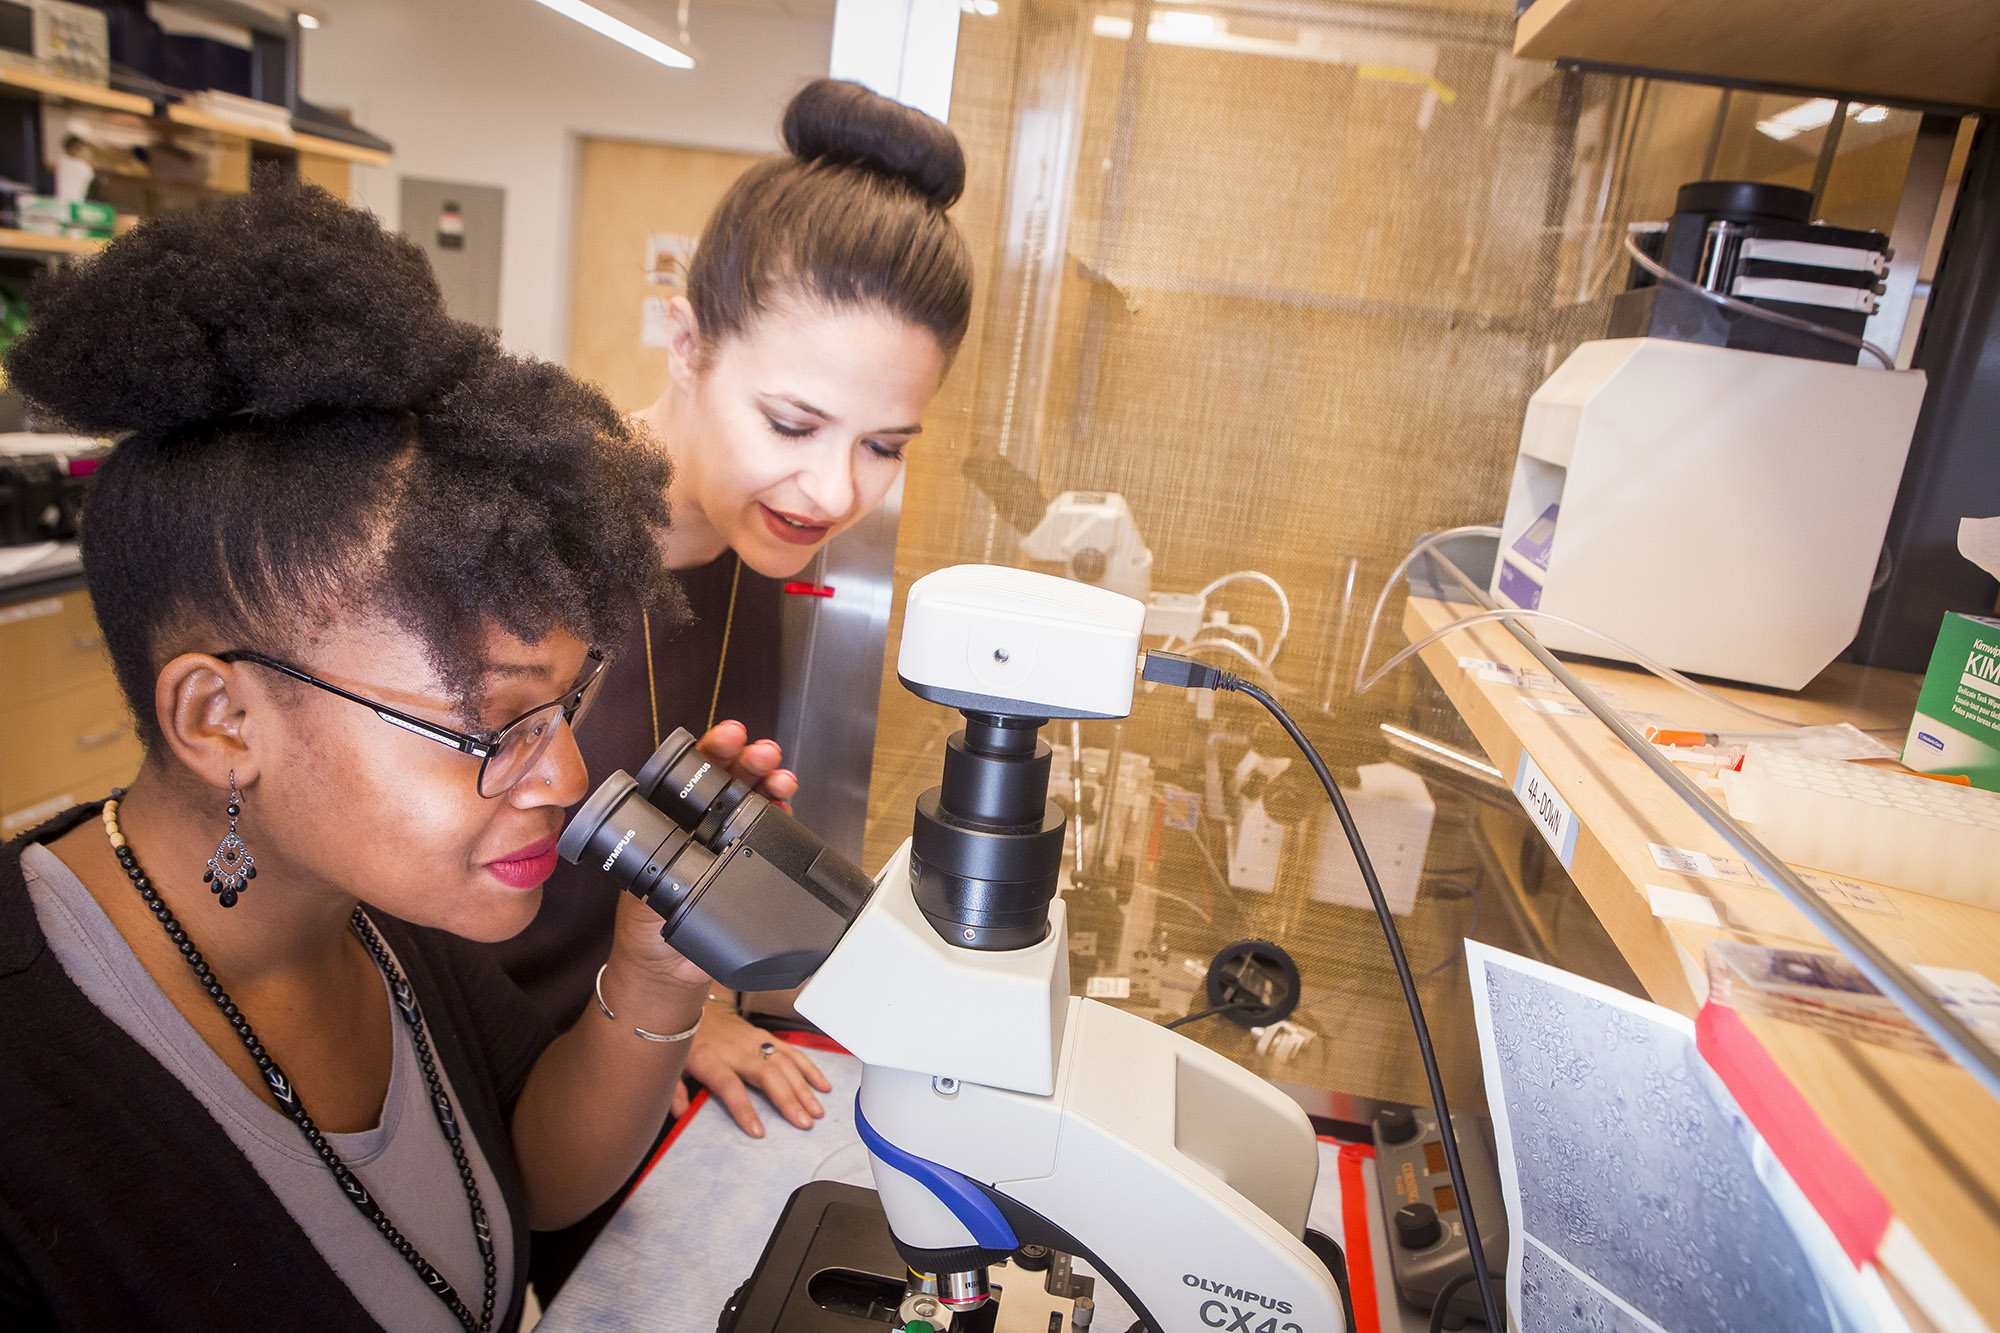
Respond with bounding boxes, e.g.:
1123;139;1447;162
0;181;786;1330
503;79;975;1159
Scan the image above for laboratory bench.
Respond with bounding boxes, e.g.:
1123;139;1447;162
1402;594;2000;1330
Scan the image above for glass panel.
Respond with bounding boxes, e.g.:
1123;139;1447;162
865;0;1967;1110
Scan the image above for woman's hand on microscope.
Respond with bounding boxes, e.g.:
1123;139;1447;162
676;1006;835;1137
607;720;799;982
695;719;798;811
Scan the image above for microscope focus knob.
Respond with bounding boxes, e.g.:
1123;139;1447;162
1375;1105;1418;1144
1394;1202;1442;1251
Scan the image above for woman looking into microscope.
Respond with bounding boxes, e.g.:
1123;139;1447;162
0;182;783;1330
497;78;974;1148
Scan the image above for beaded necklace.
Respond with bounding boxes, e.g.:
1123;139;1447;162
102;796;497;1332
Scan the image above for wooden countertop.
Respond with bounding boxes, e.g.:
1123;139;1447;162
1404;595;2000;1329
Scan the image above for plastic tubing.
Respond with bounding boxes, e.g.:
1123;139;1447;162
1353;529;1807;728
1360;605;1807;729
1198;570;1292;666
1621;229;1895;369
1352;526;1503;695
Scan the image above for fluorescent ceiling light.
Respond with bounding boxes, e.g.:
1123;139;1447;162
1091;9;1435;72
1150;9;1216;39
1756;98;1837;141
529;0;694;70
1756;98;1890;141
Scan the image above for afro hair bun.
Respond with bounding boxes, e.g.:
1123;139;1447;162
6;180;489;441
783;77;965;210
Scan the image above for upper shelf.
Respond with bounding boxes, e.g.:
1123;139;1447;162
0;64;153;116
162;104;391;166
0;64;390;165
1514;0;2000;111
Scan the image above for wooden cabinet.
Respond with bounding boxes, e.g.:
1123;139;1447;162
0;585;142;834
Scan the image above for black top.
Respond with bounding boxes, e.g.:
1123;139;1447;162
0;803;555;1331
491;554;782;1029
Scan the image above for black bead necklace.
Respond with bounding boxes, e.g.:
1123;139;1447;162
102;797;497;1332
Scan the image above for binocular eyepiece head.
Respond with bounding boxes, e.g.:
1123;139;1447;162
557;728;876;992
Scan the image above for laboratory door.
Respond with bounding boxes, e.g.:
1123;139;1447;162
566;136;764;411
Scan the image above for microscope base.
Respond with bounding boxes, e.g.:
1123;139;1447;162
720;1181;1096;1333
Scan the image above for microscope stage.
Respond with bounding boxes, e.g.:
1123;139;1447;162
720;1181;1098;1333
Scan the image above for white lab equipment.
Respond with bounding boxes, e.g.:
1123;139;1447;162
1491;338;1926;690
1019;490;1156;604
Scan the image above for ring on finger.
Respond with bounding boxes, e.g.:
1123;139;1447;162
758;1041;777;1060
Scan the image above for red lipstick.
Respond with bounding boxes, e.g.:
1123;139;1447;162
486;835;559;889
759;503;833;547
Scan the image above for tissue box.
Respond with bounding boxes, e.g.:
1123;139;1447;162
16;196;112;239
1903;612;2000;791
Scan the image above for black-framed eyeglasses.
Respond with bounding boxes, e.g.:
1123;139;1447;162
217;648;608;798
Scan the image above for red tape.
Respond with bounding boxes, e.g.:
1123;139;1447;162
1695;1001;1890;1267
1337;1142;1381;1333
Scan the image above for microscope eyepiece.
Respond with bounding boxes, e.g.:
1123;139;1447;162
635;727;762;847
555;769;716;927
559;735;875;991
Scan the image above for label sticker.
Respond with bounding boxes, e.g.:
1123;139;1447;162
1514;751;1578;868
1461;657;1562;694
1084;976;1130;999
1647;843;1900;916
1646;884;1725;928
1523;696;1588;716
1160;785;1200;833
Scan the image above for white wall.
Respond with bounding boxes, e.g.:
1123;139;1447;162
302;0;835;363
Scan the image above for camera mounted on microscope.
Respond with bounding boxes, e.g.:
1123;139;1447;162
895;566;1147;952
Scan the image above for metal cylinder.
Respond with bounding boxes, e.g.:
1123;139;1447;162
937;1268;991;1312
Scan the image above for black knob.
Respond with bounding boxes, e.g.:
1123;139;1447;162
1394;1203;1441;1251
1012;1244;1052;1272
1376;1105;1417;1144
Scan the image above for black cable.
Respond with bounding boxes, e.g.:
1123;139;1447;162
1166;1000;1249;1029
1428;1272;1478;1333
1142;651;1506;1333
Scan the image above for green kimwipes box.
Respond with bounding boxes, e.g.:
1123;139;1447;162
1903;612;2000;791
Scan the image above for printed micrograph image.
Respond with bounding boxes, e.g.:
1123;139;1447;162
1519;1240;1656;1332
1482;964;1834;1333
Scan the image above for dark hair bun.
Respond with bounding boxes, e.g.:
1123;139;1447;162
7;180;487;440
783;78;965;210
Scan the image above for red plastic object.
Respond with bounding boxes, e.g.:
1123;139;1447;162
1336;1141;1381;1333
784;582;835;598
1695;1001;1891;1267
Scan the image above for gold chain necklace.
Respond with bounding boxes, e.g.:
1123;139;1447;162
640;553;742;749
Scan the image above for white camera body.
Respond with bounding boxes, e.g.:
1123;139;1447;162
895;564;1146;720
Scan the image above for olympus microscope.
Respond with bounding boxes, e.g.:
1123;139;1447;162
559;565;1347;1332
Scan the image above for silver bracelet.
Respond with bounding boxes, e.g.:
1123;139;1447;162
594;963;702;1043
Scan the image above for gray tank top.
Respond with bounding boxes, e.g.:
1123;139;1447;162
22;843;514;1332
